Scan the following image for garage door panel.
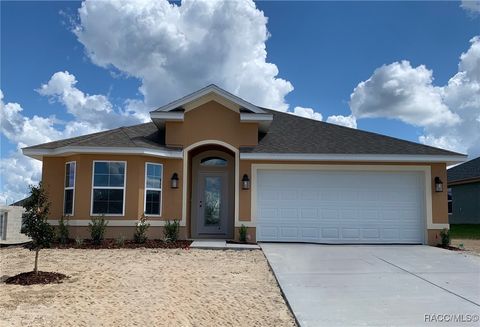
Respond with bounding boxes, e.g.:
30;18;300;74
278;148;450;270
256;170;425;244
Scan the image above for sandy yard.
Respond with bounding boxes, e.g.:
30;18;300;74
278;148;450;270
451;239;480;256
0;247;296;327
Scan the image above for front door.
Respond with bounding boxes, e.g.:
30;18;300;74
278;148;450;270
196;171;228;235
191;150;234;238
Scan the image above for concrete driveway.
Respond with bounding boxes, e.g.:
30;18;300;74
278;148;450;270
261;244;480;327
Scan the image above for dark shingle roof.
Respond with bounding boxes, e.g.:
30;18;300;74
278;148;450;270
24;123;169;151
25;109;463;157
241;109;463;156
448;157;480;183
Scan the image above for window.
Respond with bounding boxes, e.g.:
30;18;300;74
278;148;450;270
64;161;76;215
200;157;227;166
448;188;452;215
92;161;126;215
144;163;163;216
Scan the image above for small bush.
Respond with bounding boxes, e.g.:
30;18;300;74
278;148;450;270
89;216;108;245
75;236;84;246
57;216;70;245
164;219;180;242
440;228;450;246
115;235;126;247
239;224;248;243
134;215;150;244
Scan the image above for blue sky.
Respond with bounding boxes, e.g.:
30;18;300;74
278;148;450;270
1;0;479;203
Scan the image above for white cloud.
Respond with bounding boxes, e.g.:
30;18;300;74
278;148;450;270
326;115;357;129
348;36;480;157
350;61;460;127
461;0;480;15
293;106;323;121
74;0;293;111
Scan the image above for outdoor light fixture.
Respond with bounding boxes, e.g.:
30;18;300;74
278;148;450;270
242;174;250;190
434;177;443;192
171;173;179;189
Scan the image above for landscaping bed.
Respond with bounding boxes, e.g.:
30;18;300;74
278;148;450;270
50;239;192;249
5;271;68;285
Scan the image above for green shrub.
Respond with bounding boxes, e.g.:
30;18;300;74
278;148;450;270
57;216;69;245
440;228;450;246
89;216;108;245
134;215;150;244
115;235;126;247
164;219;180;242
239;224;248;243
75;236;84;246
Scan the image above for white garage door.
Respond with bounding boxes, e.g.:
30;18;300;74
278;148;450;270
256;169;425;244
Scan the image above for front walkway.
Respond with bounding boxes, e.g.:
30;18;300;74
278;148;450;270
261;243;480;327
190;239;260;250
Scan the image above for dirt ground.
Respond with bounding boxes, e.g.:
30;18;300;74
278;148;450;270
451;239;480;256
0;247;296;327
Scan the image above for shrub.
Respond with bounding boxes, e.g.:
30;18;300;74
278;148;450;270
134;215;150;244
89;215;108;245
57;216;69;245
239;224;248;243
164;219;180;242
22;183;55;274
75;236;84;246
115;235;126;247
440;228;450;246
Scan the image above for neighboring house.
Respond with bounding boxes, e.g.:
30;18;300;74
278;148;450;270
22;85;466;245
0;205;30;245
447;157;480;224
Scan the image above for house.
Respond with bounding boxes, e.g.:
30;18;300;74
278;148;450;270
447;157;480;224
0;205;30;245
22;85;466;245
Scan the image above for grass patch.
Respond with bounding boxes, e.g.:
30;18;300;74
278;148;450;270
450;224;480;239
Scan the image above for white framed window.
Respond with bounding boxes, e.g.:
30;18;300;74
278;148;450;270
144;162;163;216
91;161;127;216
64;161;76;216
448;187;452;215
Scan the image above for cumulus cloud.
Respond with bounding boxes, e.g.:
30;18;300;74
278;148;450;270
348;36;480;157
74;0;293;111
461;0;480;15
326;115;357;129
293;106;323;121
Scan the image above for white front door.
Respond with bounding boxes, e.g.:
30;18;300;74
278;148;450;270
256;169;425;244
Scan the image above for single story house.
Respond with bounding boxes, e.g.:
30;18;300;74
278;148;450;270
0;205;30;245
23;85;466;245
447;157;480;224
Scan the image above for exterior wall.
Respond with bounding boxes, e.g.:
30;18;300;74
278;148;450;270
0;205;30;244
449;182;480;224
165;101;258;148
42;155;183;222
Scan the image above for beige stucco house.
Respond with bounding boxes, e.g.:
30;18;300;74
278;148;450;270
23;85;466;245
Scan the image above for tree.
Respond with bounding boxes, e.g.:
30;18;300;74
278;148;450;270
22;182;55;274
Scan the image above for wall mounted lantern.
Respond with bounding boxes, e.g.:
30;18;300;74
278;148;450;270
434;177;443;192
171;173;179;189
242;174;250;190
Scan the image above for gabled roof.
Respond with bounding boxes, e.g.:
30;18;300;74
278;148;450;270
23;106;466;164
151;84;267;114
448;157;480;184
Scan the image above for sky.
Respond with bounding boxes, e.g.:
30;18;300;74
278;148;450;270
1;0;479;204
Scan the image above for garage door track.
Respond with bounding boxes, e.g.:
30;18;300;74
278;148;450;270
261;244;480;326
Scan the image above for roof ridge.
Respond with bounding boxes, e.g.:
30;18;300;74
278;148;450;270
264;108;465;156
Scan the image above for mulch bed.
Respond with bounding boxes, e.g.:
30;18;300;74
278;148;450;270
50;239;192;250
5;271;69;285
436;244;464;251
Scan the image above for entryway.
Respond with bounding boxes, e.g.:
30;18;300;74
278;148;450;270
190;148;235;239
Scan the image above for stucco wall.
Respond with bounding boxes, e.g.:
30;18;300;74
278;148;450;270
42;155;183;221
165;101;258;148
